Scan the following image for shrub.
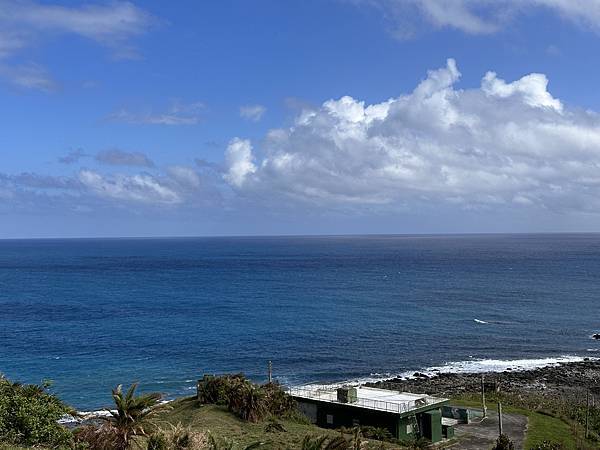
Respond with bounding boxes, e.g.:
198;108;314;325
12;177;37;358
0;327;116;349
263;382;296;417
359;426;393;442
146;424;207;450
0;376;72;447
147;432;169;450
493;434;515;450
197;374;245;406
226;380;266;423
263;418;286;433
74;424;120;450
529;441;565;450
197;375;296;422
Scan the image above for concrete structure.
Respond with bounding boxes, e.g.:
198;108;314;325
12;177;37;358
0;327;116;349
290;385;450;442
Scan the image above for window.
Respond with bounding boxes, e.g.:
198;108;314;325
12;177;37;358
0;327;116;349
326;414;334;425
352;419;360;426
406;424;413;434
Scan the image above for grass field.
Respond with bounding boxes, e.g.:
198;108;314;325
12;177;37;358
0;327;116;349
450;398;578;449
154;396;402;449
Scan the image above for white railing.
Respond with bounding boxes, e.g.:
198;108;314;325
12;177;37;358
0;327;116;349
288;387;437;414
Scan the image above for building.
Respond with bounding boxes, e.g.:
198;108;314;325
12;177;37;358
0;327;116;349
290;385;451;442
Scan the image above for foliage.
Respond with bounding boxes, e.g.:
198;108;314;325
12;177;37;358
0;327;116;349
206;432;264;450
225;380;266;423
300;434;349;450
197;375;296;423
197;375;245;406
492;434;515;450
147;431;169;450
146;423;207;450
528;441;565;450
398;437;430;450
358;426;392;442
263;419;286;433
75;384;161;450
262;382;297;418
74;424;120;450
0;376;72;448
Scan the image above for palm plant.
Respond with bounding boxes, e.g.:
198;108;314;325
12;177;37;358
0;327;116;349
106;383;162;450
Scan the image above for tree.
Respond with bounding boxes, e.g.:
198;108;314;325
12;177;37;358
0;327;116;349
106;383;162;450
0;376;72;447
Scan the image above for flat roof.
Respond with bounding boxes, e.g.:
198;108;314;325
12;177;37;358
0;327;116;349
289;386;448;415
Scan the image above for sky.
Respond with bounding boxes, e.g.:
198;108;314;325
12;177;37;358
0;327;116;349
3;0;600;237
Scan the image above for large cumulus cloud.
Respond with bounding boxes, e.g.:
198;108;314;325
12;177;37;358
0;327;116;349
223;59;600;214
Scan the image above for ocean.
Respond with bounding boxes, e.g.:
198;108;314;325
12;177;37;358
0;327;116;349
0;234;598;410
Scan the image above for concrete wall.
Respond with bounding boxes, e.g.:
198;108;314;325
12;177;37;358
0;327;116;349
295;399;444;443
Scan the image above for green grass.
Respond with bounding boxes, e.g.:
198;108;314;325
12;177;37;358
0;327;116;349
154;396;401;449
450;398;577;449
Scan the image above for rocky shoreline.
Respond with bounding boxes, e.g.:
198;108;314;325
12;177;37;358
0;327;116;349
366;359;600;399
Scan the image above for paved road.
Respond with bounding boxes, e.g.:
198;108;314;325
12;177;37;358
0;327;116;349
452;409;528;450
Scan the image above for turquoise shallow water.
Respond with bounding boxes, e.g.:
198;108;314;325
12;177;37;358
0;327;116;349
0;234;598;409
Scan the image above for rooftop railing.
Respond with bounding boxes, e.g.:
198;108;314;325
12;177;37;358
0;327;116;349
288;387;441;414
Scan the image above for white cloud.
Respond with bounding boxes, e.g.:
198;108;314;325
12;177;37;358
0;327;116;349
167;166;201;188
353;0;600;36
78;170;180;204
240;104;266;122
222;59;600;214
223;138;256;188
109;101;204;126
482;71;563;112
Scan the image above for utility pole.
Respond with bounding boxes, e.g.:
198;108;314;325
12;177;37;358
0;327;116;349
498;402;503;436
481;374;487;418
268;360;272;384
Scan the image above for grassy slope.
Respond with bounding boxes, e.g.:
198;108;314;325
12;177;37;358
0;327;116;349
155;397;402;449
450;399;577;449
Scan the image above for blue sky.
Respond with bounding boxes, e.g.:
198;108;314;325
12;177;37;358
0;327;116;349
3;0;600;237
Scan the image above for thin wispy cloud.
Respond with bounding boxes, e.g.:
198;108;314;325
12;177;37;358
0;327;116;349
239;104;266;122
0;63;58;92
0;0;154;89
109;101;205;126
351;0;600;37
95;149;154;167
58;149;87;164
0;0;154;59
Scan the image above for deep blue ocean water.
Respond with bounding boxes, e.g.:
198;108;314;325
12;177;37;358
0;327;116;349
1;234;599;410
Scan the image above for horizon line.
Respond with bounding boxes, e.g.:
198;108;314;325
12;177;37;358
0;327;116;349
1;230;600;241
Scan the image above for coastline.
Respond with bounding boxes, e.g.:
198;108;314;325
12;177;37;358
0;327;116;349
365;357;600;400
63;355;599;424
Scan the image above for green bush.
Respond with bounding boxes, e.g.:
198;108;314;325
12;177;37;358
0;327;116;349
196;375;296;423
0;376;72;447
147;432;169;450
197;374;246;405
493;434;515;450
